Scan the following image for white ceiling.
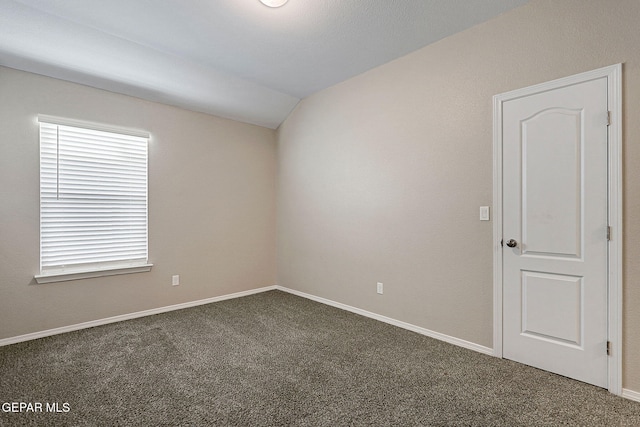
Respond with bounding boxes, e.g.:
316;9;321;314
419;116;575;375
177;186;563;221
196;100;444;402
0;0;529;129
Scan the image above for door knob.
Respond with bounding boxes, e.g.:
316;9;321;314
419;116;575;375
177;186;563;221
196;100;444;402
506;239;518;248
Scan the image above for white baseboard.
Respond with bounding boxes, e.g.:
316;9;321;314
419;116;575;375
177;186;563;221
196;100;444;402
0;285;278;347
276;287;640;401
276;285;494;356
2;284;489;354
5;283;636;401
622;388;640;403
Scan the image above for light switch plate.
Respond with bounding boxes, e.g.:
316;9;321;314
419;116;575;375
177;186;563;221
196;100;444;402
480;206;490;221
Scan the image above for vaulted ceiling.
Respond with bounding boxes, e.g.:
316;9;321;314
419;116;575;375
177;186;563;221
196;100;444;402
0;0;529;128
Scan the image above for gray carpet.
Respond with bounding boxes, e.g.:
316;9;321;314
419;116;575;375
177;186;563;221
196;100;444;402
1;290;639;426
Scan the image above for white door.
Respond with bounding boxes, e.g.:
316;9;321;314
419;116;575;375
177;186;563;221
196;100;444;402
501;76;609;387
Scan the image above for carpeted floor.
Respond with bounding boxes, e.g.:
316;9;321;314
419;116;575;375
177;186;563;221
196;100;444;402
1;290;639;426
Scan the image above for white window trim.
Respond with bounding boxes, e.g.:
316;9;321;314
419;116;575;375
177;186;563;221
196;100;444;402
37;114;150;138
35;115;153;284
35;263;153;284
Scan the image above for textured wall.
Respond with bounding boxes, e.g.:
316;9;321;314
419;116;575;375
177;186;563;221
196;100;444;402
0;66;277;339
277;0;640;392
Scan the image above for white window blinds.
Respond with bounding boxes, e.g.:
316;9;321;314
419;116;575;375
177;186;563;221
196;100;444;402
39;118;149;276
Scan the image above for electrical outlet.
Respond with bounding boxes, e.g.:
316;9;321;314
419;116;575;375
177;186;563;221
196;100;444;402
172;275;180;286
377;282;383;294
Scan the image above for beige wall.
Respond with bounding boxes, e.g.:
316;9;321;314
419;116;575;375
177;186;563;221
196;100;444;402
2;0;638;394
0;66;277;339
277;0;640;391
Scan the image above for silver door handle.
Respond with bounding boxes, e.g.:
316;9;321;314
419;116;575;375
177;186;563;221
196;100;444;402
506;239;518;248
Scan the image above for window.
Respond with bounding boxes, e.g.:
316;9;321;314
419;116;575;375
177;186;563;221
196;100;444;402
35;116;152;284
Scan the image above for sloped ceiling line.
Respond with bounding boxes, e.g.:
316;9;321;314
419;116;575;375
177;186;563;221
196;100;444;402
0;0;529;129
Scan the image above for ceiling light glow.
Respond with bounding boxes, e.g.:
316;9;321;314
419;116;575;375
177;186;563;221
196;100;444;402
260;0;288;7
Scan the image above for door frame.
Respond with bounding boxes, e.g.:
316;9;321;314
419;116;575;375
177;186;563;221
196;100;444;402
492;64;622;395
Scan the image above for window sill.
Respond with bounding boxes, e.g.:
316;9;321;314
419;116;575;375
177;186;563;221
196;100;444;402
34;264;153;284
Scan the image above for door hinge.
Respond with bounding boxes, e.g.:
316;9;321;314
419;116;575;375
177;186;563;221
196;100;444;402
606;111;611;126
607;226;611;241
607;341;611;356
